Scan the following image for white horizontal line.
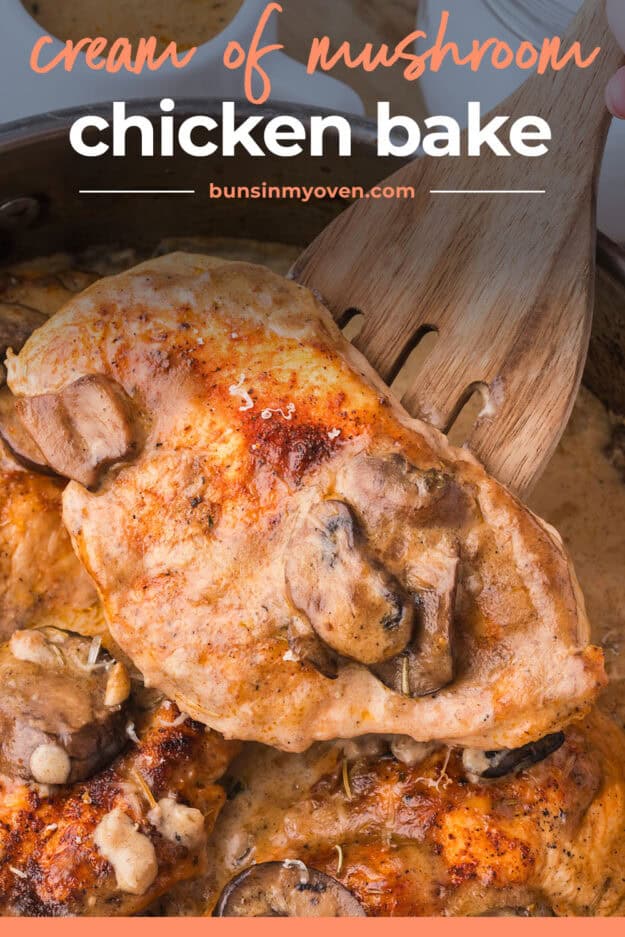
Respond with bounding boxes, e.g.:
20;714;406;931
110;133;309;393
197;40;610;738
79;189;196;195
431;189;545;195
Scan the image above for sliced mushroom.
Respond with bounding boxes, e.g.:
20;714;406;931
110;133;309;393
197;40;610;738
286;501;413;666
286;629;338;681
214;862;366;917
0;628;132;784
337;453;466;532
16;375;138;489
462;732;566;783
0;385;51;473
374;558;458;698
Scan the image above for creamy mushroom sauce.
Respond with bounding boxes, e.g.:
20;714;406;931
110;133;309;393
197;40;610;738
530;389;625;726
2;238;624;914
21;0;244;49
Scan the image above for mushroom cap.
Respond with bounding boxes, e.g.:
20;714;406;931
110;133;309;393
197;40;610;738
214;862;367;917
0;386;50;473
0;628;131;783
15;375;138;490
463;732;566;782
286;500;414;666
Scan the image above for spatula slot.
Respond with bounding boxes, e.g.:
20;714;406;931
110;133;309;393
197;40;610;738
391;328;439;399
446;383;490;446
337;307;362;329
382;324;441;387
341;309;365;342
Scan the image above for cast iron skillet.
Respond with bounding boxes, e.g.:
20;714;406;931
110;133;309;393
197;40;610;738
0;100;623;416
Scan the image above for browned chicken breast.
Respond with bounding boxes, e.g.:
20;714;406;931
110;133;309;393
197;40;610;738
186;709;625;918
0;691;238;916
0;461;238;916
4;253;605;753
0;303;237;919
0;266;100;643
0;453;98;642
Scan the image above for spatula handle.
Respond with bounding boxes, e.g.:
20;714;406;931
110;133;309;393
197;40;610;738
568;0;624;78
512;0;624;148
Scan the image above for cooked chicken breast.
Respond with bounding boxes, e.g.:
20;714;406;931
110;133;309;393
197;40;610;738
180;709;625;918
0;274;98;642
6;253;605;752
0;700;238;916
0;451;98;642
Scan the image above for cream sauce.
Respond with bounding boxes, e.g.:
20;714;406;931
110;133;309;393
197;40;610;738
21;0;244;49
529;388;625;725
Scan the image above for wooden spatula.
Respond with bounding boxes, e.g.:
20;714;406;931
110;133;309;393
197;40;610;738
292;0;623;498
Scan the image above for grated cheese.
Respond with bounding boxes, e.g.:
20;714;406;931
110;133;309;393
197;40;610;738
261;403;296;421
415;747;453;791
74;654;109;674
87;635;102;666
126;722;140;744
229;373;254;412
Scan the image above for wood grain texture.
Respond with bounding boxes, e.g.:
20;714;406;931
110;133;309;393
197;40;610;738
293;0;624;498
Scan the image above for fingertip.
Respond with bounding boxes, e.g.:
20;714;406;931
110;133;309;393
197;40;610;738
606;67;625;118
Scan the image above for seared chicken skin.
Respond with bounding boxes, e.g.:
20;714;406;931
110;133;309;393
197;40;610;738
0;451;98;642
0;258;100;643
0;698;237;916
0;263;240;918
0;458;238;915
192;709;625;917
6;254;605;752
